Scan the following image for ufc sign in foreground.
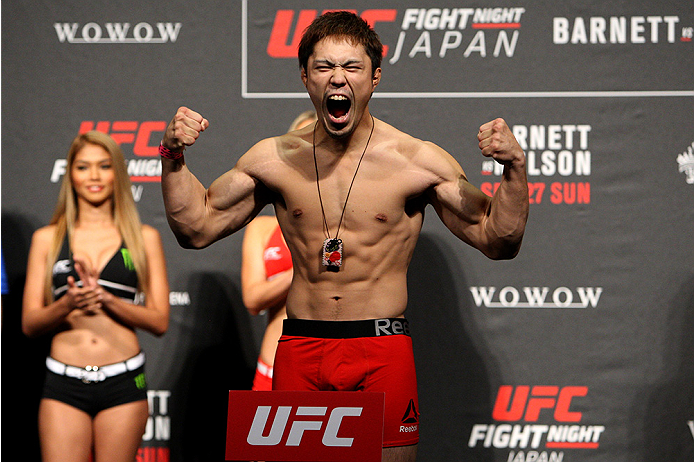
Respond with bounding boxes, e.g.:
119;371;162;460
226;391;385;461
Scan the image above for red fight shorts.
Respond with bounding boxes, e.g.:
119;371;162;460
252;358;273;391
273;318;419;448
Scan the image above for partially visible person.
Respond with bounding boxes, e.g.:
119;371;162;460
287;110;318;134
22;131;170;462
0;244;10;331
242;110;317;391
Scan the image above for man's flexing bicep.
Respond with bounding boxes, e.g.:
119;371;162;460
162;141;274;249
428;169;494;252
203;166;272;242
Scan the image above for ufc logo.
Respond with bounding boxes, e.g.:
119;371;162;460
227;391;383;461
79;121;166;156
267;9;396;58
492;386;588;422
247;406;362;447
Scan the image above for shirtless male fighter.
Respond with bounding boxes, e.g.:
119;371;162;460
159;11;528;462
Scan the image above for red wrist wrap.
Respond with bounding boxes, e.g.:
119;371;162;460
159;143;184;160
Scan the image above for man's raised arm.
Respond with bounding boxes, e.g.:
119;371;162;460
476;118;529;259
160;107;265;249
430;118;529;260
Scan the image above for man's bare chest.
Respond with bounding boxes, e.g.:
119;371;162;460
263;152;433;205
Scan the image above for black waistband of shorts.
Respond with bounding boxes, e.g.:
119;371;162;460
282;318;410;339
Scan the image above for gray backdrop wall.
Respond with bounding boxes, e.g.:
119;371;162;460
2;1;693;461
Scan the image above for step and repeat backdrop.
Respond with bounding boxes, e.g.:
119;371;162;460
2;1;693;461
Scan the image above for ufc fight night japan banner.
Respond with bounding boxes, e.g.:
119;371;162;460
2;1;693;461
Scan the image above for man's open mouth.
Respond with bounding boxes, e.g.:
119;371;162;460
327;95;351;120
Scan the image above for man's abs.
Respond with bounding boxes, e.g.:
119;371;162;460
286;272;409;320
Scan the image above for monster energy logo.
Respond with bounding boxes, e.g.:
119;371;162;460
134;373;147;390
121;248;135;271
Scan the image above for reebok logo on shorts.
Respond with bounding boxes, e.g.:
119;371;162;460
400;398;419;433
374;318;410;336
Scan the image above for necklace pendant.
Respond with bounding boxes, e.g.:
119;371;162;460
322;238;343;268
